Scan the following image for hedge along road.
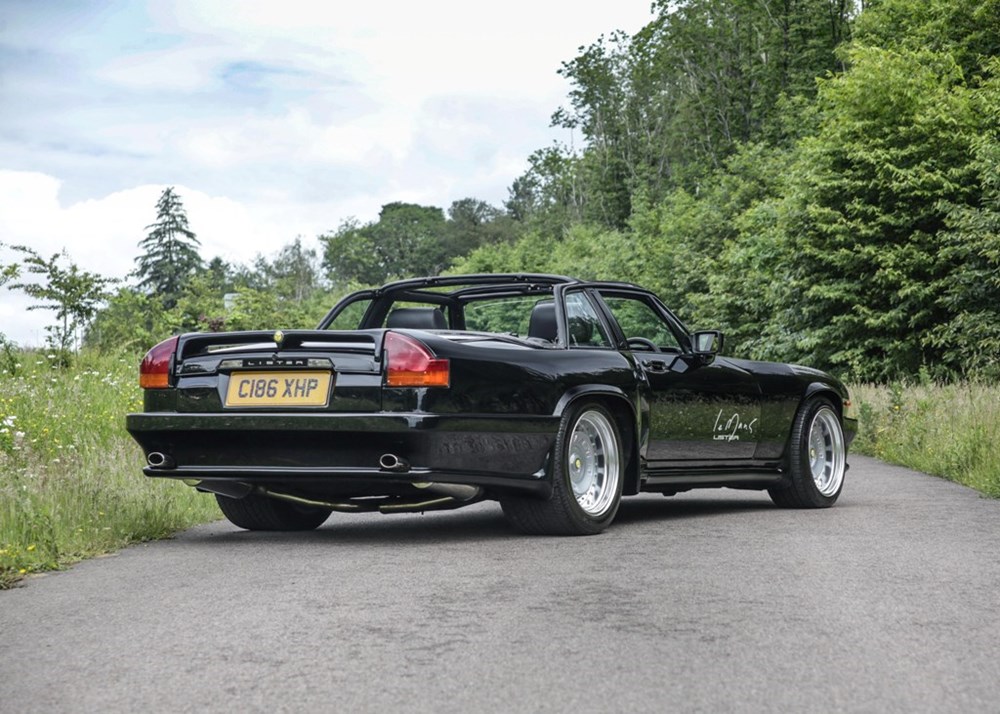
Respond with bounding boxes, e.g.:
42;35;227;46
1;455;998;713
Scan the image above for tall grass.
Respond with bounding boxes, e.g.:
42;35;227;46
0;350;219;588
850;382;1000;497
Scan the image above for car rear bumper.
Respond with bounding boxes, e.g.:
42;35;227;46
125;411;558;495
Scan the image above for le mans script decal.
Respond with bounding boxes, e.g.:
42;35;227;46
713;410;758;442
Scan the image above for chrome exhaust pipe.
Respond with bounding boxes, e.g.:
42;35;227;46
258;487;363;513
146;451;176;469
191;479;254;500
412;482;482;502
379;453;410;473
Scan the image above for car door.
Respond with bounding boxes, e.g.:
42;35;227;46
595;290;761;463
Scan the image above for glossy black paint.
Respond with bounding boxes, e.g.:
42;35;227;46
126;273;857;508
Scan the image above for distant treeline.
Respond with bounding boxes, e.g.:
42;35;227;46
83;0;1000;382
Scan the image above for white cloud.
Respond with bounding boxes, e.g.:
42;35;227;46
1;1;658;345
96;45;230;93
175;107;412;170
162;0;641;103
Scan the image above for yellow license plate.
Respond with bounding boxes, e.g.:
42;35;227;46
225;371;332;407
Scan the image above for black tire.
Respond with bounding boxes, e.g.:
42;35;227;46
768;397;846;509
501;402;624;535
215;493;331;531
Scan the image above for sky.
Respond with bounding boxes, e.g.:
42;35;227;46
0;0;657;346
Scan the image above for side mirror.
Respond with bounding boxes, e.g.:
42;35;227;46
692;330;724;362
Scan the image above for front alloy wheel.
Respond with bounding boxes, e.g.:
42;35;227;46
808;406;846;497
769;398;846;508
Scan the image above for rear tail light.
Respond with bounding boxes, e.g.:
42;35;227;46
384;332;449;388
139;336;179;389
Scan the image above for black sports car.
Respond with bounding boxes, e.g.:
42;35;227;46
126;273;857;535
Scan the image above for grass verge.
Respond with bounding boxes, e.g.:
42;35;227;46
849;381;1000;497
0;350;219;589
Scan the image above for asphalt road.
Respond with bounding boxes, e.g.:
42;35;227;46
2;455;999;713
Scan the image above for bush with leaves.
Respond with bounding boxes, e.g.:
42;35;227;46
8;246;115;360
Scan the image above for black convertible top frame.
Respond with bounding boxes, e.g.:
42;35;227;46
317;274;652;332
372;273;578;295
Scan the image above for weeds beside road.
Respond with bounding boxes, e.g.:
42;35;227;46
1;349;997;588
0;351;217;588
851;381;1000;498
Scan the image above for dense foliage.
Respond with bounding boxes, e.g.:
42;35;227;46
458;0;1000;381
320;199;517;287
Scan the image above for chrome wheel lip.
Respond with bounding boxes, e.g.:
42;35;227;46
567;410;620;517
808;407;845;497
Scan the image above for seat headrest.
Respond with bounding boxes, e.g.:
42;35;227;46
527;301;558;342
386;308;447;330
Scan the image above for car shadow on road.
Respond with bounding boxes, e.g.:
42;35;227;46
181;493;779;546
186;506;516;546
613;493;777;526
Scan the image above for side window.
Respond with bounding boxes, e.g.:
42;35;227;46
601;294;682;352
464;295;541;336
325;298;372;330
564;292;612;348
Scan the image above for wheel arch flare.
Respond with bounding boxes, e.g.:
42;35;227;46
553;385;641;496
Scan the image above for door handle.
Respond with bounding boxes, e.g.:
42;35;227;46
646;360;669;373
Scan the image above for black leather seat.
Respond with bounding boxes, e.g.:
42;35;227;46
527;301;558;342
385;308;447;329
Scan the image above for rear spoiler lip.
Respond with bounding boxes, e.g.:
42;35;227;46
177;329;386;360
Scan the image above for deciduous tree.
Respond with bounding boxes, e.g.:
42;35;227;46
9;246;115;355
322;203;450;285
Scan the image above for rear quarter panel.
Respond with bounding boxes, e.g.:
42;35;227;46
381;335;639;417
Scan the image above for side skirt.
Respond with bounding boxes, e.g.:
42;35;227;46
640;464;785;493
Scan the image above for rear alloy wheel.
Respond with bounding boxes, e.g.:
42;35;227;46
502;402;624;535
215;493;331;531
769;398;846;508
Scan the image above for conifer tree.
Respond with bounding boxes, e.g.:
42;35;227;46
135;187;203;309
